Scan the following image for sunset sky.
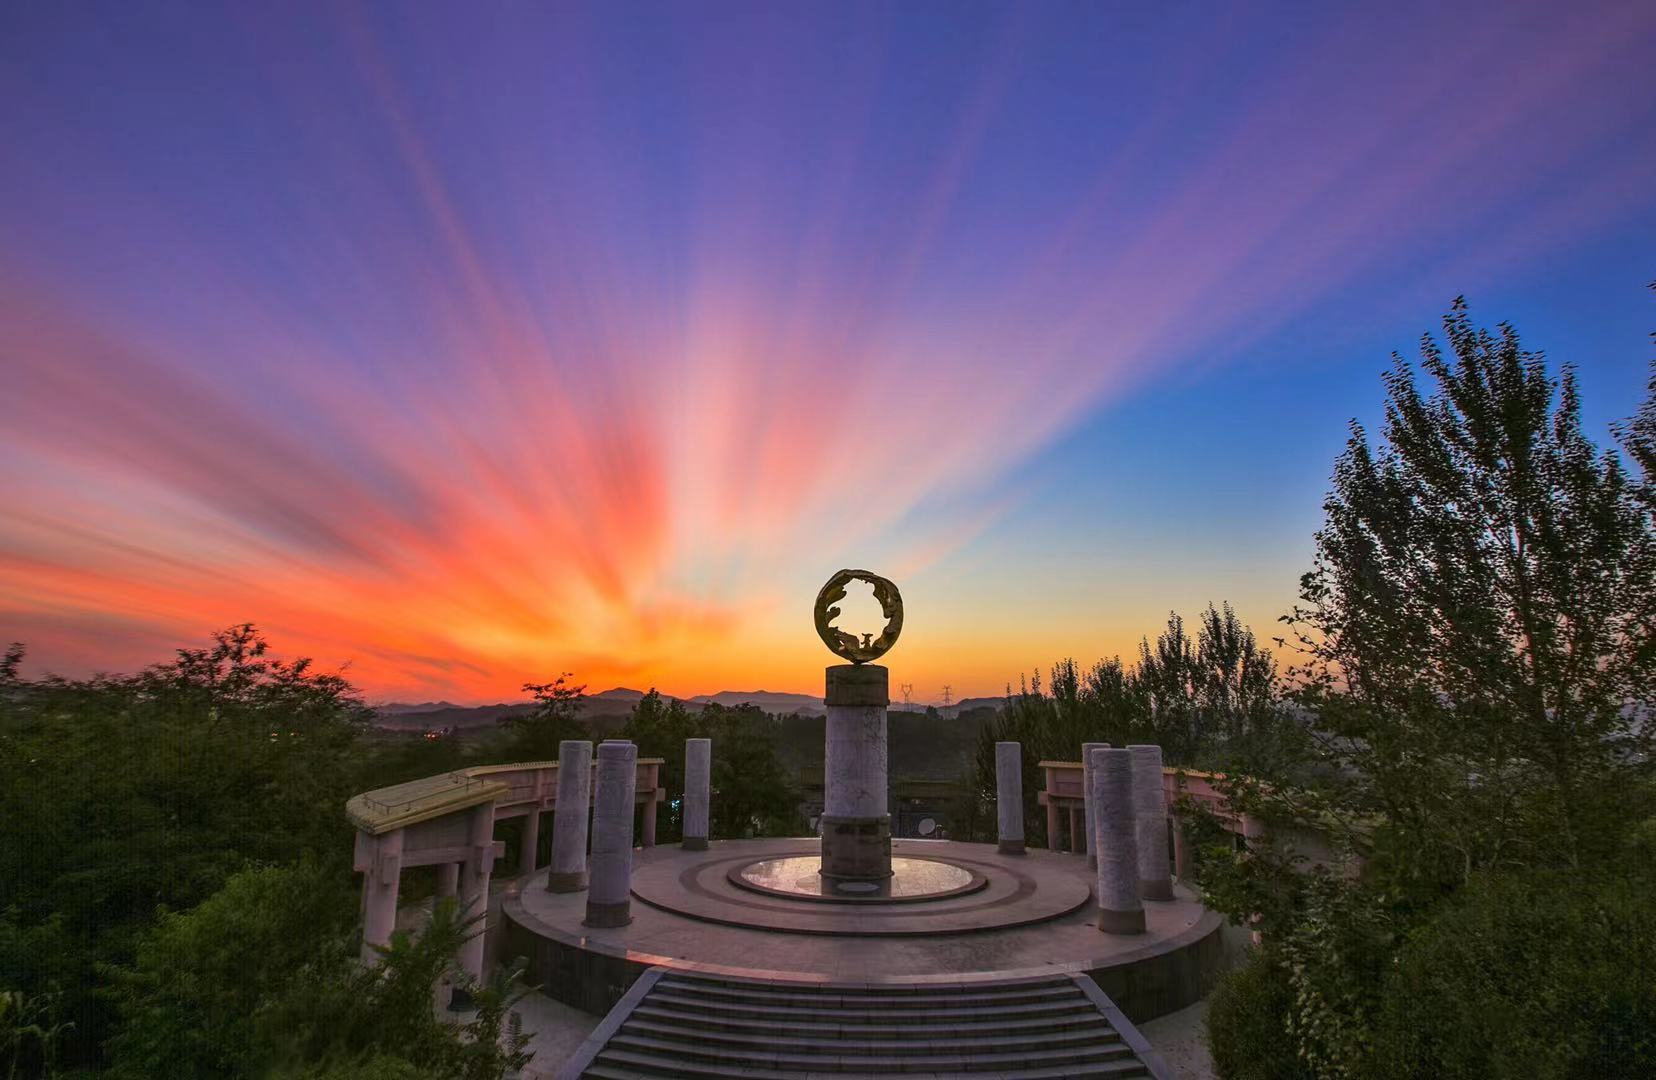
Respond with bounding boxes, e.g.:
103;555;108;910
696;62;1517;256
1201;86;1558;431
2;2;1654;704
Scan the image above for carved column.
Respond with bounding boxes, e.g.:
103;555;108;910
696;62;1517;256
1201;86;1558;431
585;740;638;927
1092;746;1144;934
682;738;711;851
995;741;1025;854
1082;741;1108;868
1129;744;1174;900
547;740;592;893
820;664;890;880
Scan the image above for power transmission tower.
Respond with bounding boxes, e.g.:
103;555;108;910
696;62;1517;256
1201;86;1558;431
941;685;953;716
899;682;913;706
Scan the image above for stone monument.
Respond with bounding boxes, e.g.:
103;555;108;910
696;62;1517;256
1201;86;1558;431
546;739;592;892
584;740;638;927
682;737;711;851
814;568;902;881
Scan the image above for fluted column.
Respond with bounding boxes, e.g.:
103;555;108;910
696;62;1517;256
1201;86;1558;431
1129;744;1174;900
995;741;1025;855
584;740;638;927
682;738;711;851
546;740;592;893
1091;746;1144;934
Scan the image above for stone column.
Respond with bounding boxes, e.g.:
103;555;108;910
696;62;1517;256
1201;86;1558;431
1129;744;1174;900
457;801;496;980
995;741;1025;855
1068;806;1084;854
546;740;592;893
434;861;459;914
1045;799;1062;851
820;664;890;880
641;760;659;847
1091;746;1144;934
682;738;711;851
1173;816;1195;884
584;740;638;927
359;828;404;964
518;810;540;873
1082;741;1108;868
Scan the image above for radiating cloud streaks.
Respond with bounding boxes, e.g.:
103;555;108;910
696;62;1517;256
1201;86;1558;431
1;2;1652;699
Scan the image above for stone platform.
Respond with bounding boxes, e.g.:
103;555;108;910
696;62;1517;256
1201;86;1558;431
500;837;1226;1024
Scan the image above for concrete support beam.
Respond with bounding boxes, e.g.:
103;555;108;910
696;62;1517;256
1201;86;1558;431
457;801;496;980
1173;815;1195;884
1082;741;1108;868
820;664;890;880
1045;799;1062;852
995;741;1025;855
359;827;404;964
585;740;638;927
435;860;459;914
1129;744;1174;901
682;738;711;851
547;740;592;893
1091;746;1145;934
518;809;541;873
1068;806;1084;854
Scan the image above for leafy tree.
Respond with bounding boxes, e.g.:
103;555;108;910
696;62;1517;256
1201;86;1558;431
702;704;801;838
622;691;696;842
498;675;587;761
1202;300;1656;1078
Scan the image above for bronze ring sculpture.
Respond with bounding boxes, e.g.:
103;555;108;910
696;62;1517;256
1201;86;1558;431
814;568;903;664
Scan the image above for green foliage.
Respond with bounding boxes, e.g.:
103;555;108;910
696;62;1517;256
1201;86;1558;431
498;674;587;761
1363;864;1656;1080
1;989;74;1080
622;690;697;841
1205;947;1313;1080
1202;302;1656;1078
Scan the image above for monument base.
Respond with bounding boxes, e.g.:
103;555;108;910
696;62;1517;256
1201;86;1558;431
819;815;892;880
545;870;587;893
1097;906;1146;935
681;837;709;852
1140;877;1176;901
583;899;631;928
998;838;1026;855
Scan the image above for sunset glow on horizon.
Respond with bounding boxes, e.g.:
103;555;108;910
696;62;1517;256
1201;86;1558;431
3;3;1654;703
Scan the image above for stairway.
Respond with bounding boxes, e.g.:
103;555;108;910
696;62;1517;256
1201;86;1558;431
556;968;1173;1079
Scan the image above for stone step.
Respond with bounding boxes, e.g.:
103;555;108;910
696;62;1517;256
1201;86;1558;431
653;977;1080;1008
604;1032;1138;1073
620;1016;1125;1055
654;973;1076;995
630;1001;1105;1039
645;989;1094;1023
583;1062;1149;1080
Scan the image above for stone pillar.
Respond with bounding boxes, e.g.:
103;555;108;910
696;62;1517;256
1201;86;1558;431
995;741;1025;855
1129;744;1174;900
1082;742;1108;868
584;740;638;927
547;740;592;893
518;810;540;873
1091;746;1144;934
820;664;890;880
1173;816;1195;884
682;738;711;851
457;801;496;980
1068;806;1084;854
435;861;459;913
1045;799;1062;851
641;761;659;847
360;828;404;964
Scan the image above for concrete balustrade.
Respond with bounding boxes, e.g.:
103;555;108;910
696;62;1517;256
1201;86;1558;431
995;741;1025;855
1091;746;1144;934
682;738;711;851
1129;744;1174;901
585;740;639;928
548;740;594;892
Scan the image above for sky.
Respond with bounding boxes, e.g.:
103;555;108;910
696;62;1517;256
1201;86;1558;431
2;1;1653;704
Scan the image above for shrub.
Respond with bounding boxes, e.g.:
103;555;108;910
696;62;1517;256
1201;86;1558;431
1206;945;1314;1080
1364;867;1656;1080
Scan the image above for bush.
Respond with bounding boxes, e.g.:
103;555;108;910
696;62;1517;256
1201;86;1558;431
1206;945;1314;1080
1364;867;1656;1080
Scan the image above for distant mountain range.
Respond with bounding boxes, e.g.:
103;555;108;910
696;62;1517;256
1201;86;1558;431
373;686;1002;731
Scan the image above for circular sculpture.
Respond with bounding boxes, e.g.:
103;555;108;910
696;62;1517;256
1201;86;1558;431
814;568;903;664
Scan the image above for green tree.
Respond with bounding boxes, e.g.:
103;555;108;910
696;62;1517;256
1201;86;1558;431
622;690;696;842
498;675;587;761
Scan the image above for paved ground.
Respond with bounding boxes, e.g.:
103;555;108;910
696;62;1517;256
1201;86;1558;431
514;990;600;1079
1140;997;1217;1080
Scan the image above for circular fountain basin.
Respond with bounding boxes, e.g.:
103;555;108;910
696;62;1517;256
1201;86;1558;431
729;854;987;903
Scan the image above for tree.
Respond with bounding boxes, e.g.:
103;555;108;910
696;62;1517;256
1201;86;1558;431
498;675;587;761
622;691;696;842
702;705;801;838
